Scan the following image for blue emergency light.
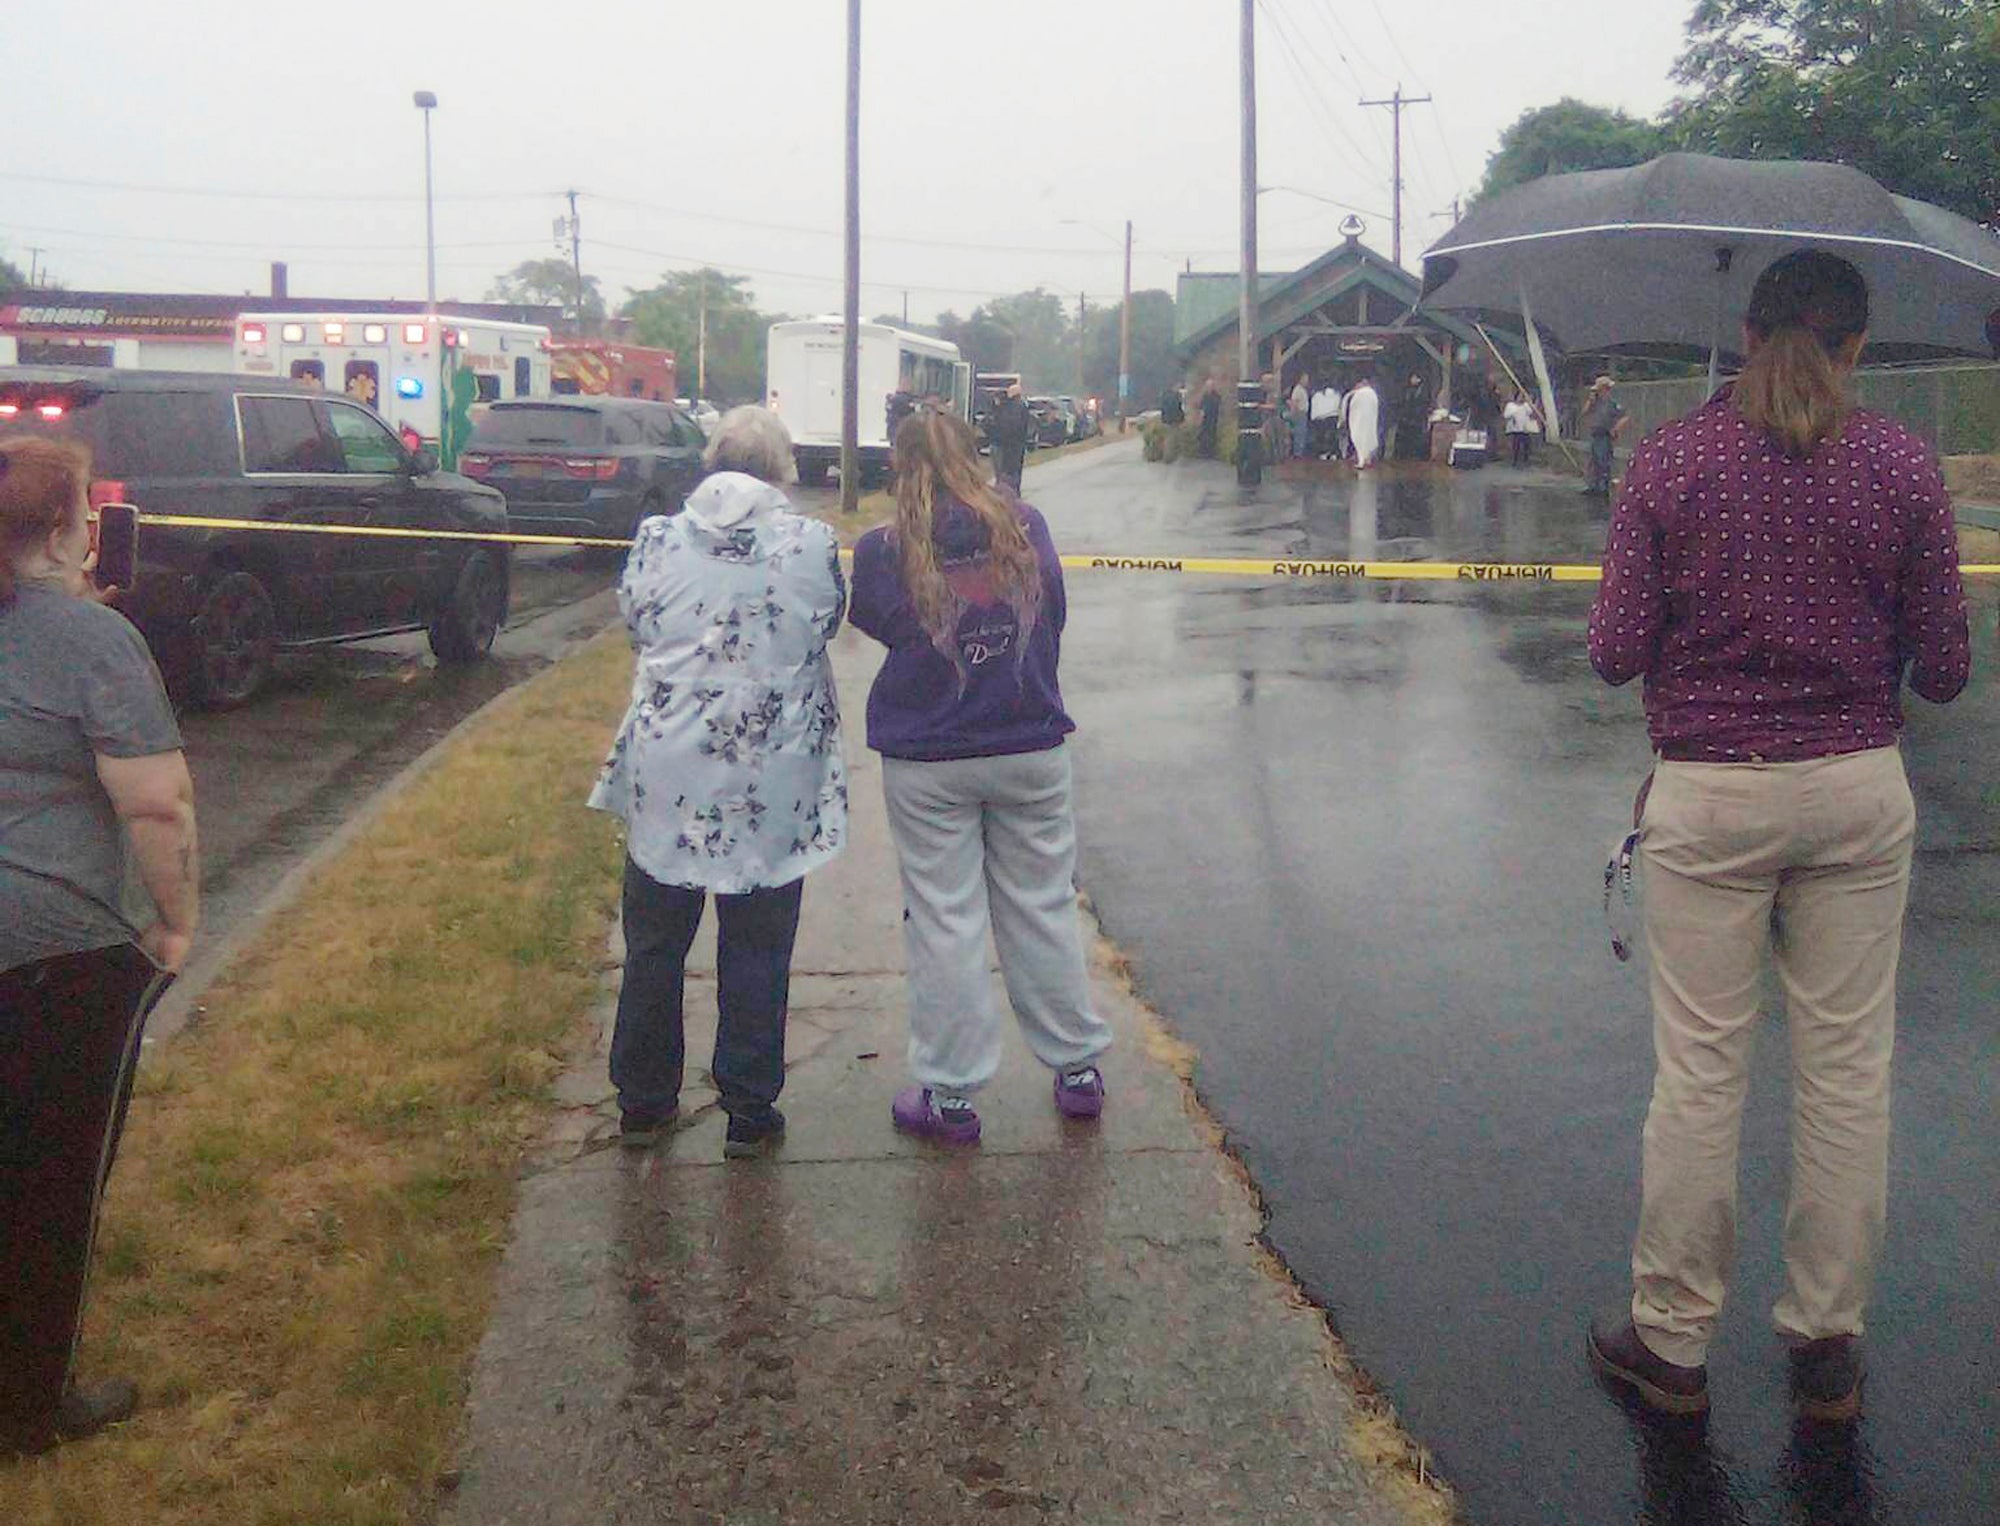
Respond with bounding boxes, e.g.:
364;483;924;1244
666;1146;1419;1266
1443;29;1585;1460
395;376;425;400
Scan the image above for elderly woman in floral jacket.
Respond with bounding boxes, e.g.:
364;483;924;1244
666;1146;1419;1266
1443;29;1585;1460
589;406;846;1159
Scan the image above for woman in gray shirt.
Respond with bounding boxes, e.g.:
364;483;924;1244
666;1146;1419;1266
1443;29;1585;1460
0;435;199;1453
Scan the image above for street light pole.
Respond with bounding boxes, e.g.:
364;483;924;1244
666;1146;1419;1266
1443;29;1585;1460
1119;218;1133;434
413;90;438;313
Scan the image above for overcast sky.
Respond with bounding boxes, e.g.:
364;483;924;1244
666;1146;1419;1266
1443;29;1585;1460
6;0;1690;323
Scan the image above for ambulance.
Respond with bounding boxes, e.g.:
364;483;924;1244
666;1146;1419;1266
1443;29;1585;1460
234;312;553;466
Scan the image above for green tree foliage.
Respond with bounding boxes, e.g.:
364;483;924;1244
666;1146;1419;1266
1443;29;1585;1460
487;257;606;327
1082;290;1179;414
935;308;1020;374
1665;0;2000;222
0;256;25;296
620;268;779;404
1474;99;1665;203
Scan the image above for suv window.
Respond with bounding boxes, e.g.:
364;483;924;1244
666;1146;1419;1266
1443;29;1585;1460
240;395;342;473
603;410;643;448
640;411;678;448
323;400;406;473
467;405;603;449
669;410;707;449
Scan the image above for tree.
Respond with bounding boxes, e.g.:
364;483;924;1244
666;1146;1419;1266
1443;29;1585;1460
1666;0;2000;222
1081;291;1179;414
487;258;605;329
621;268;777;403
0;256;25;296
935;308;1019;374
1474;100;1664;203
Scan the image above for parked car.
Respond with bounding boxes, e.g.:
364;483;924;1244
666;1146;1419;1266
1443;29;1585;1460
1057;395;1099;441
0;366;510;708
459;398;707;541
1025;396;1068;449
673;397;721;436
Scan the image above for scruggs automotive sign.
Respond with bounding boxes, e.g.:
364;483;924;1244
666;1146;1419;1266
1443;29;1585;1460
0;303;238;338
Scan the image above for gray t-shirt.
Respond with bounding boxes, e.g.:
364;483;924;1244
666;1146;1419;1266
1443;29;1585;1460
0;584;183;973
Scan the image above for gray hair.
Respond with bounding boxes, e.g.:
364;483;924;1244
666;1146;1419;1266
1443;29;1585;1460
702;405;796;484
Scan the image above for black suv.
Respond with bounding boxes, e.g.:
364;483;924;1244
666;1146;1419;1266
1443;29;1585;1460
0;366;510;707
460;397;706;540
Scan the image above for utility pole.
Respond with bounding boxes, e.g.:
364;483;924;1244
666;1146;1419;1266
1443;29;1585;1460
696;270;708;399
1118;220;1133;434
1076;291;1088;397
1360;83;1432;267
1236;0;1262;485
26;247;44;287
565;189;586;336
841;0;862;514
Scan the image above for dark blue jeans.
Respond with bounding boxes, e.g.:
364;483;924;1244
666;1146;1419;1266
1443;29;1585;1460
1588;432;1616;492
609;860;804;1126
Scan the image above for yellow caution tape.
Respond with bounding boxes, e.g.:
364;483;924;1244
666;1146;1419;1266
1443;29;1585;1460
133;515;2000;579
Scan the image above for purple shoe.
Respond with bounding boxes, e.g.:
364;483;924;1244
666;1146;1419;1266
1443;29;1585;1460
891;1086;981;1145
1054;1066;1105;1120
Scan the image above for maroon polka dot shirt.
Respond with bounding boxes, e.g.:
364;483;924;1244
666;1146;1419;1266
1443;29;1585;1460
1587;391;1971;762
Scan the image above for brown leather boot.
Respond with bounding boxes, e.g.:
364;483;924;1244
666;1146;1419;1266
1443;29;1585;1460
1588;1314;1710;1416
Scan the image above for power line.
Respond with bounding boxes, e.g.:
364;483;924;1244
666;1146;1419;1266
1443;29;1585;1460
0;170;541;205
1256;1;1384;187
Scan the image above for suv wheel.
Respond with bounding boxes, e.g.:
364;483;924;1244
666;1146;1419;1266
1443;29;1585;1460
429;550;507;664
191;570;278;709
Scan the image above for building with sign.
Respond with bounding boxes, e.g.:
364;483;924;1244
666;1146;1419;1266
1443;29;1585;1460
0;290;560;373
1173;233;1522;412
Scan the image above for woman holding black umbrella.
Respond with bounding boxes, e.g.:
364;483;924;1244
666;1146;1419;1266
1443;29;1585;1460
1584;251;1970;1423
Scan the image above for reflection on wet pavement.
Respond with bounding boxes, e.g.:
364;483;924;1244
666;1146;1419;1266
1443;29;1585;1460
1052;443;1999;1525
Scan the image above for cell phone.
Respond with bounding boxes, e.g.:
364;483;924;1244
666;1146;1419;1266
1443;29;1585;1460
92;502;139;591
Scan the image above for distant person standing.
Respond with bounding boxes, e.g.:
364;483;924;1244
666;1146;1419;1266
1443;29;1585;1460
1503;392;1540;468
987;382;1032;492
1581;375;1628;496
1158;384;1185;426
1395;373;1433;461
1195;379;1222;460
1345;374;1382;469
1288;375;1311;460
1309;378;1342;459
1585;250;1970;1423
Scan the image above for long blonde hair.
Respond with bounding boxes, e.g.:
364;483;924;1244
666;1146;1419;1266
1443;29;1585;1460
1732;250;1868;458
890;410;1042;674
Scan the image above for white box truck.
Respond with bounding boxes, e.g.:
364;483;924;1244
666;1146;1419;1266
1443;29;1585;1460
765;318;970;485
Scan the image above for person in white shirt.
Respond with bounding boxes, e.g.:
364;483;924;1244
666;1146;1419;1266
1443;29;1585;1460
1344;375;1382;469
1309;381;1342;459
1502;392;1542;468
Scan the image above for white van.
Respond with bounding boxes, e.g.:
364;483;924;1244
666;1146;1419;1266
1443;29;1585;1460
765;318;970;485
234;312;552;465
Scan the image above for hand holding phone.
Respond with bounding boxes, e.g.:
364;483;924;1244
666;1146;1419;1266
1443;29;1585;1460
91;502;139;593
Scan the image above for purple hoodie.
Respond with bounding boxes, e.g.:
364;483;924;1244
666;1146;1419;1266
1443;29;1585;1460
849;497;1074;761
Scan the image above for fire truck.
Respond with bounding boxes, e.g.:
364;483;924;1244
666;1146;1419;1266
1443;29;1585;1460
549;339;678;402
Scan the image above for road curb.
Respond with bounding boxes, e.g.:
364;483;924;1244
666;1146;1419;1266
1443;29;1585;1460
144;598;621;1053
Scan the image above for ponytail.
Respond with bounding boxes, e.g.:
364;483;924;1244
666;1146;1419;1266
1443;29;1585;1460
1732;324;1851;458
1732;249;1870;458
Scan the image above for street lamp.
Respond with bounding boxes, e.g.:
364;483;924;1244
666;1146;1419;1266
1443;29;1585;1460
413;90;438;313
1060;218;1134;433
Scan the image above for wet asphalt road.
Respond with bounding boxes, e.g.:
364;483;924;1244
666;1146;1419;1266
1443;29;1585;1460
1042;442;1999;1525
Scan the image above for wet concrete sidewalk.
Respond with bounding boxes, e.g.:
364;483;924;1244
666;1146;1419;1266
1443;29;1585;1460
441;633;1413;1526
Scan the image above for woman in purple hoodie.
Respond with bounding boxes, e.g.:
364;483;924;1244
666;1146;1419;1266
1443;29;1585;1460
849;411;1111;1146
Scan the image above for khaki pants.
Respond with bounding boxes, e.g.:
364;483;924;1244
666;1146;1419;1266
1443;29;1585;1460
1631;747;1916;1367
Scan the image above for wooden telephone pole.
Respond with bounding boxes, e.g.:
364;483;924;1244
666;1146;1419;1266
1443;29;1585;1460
1360;84;1432;267
1236;0;1262;484
841;0;861;513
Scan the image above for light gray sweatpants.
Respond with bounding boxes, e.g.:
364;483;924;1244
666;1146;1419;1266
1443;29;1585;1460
881;744;1112;1096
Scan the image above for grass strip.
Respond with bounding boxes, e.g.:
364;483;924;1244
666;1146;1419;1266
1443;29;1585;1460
0;635;633;1526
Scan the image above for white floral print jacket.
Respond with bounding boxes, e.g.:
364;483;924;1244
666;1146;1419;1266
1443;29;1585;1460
588;472;848;894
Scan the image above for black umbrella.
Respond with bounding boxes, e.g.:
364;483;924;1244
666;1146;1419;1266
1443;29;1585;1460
1419;153;2000;368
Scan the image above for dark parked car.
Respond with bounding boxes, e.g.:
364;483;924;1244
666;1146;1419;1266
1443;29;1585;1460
0;366;509;707
459;397;706;540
